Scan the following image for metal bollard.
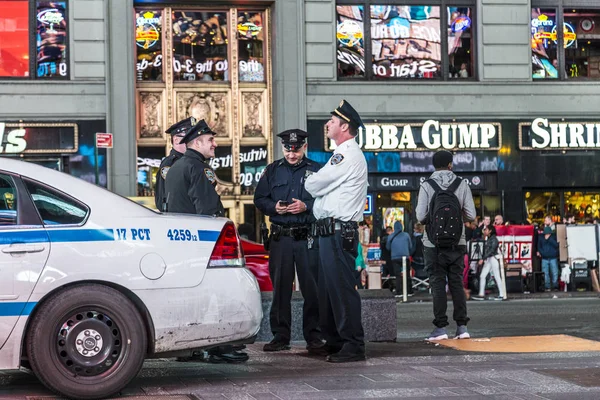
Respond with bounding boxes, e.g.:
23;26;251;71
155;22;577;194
402;256;408;303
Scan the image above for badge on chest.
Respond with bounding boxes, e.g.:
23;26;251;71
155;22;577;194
330;153;344;165
304;170;314;179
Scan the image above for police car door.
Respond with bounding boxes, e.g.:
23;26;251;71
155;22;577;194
0;173;50;348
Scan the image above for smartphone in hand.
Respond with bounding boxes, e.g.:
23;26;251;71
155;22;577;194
279;200;289;207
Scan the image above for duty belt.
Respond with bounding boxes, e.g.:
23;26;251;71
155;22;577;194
313;217;358;236
270;224;310;241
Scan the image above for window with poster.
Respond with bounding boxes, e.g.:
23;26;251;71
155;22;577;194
134;4;272;226
532;5;600;80
336;1;475;80
0;0;69;79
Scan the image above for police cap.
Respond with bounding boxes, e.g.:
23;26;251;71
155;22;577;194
180;119;217;144
331;99;364;129
165;117;197;136
277;129;308;151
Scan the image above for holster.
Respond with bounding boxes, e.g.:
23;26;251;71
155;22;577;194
260;223;270;251
341;222;358;257
271;224;283;242
317;217;335;236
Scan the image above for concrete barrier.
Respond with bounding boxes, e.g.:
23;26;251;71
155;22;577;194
257;289;397;342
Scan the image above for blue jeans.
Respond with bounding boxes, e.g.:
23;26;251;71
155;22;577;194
541;258;559;289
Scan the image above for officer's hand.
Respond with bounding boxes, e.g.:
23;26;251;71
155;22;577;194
275;201;288;215
288;198;307;214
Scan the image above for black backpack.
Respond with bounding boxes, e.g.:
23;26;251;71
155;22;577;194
425;177;463;248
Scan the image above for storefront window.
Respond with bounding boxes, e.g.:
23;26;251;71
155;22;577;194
135;9;163;81
371;5;441;79
238;11;265;82
564;191;600;221
531;8;558;79
0;0;29;77
525;191;561;224
172;11;228;82
565;9;600;79
36;1;68;78
336;5;365;78
448;6;472;79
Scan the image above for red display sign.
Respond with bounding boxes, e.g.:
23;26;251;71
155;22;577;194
96;133;113;148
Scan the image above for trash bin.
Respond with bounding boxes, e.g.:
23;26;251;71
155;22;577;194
571;258;591;291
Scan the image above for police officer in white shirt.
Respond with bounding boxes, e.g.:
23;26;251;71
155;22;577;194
305;100;368;363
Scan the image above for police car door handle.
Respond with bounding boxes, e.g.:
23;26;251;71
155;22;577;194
2;244;46;254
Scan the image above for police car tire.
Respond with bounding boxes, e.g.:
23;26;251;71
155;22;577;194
26;284;147;400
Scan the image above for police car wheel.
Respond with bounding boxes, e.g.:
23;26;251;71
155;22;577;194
26;284;147;400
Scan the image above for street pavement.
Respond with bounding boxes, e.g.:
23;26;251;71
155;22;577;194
2;298;600;400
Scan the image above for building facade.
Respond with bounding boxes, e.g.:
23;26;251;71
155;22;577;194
2;0;600;237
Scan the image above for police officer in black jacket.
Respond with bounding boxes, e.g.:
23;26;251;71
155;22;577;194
165;119;247;363
154;117;195;211
165;120;224;217
254;129;325;355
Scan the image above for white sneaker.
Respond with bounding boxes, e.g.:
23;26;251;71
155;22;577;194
454;325;470;339
426;327;449;341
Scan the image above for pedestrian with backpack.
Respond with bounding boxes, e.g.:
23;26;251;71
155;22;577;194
386;221;414;296
416;150;476;341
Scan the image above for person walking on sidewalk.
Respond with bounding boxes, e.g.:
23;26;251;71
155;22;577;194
537;226;559;291
472;225;505;301
386;221;414;296
416;150;476;341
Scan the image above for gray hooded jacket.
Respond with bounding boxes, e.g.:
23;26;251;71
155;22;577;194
416;170;477;248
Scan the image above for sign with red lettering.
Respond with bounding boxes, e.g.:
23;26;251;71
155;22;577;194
96;133;113;148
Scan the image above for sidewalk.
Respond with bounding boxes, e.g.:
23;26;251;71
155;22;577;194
397;289;600;302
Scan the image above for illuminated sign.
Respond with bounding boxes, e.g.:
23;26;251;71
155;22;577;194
531;15;577;49
519;118;600;150
37;8;64;34
237;22;261;38
326;120;501;151
451;16;471;33
337;20;363;47
136;11;160;49
364;194;372;214
0;123;78;154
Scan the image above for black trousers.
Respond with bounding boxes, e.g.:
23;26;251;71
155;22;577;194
317;232;365;354
268;235;321;344
424;245;469;328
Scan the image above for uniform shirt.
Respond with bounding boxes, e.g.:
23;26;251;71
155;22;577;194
305;138;368;222
154;149;183;210
254;157;321;226
164;148;224;217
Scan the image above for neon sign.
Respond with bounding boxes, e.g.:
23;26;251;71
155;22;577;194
337;20;363;47
37;8;64;34
451;16;471;33
531;15;577;49
136;11;160;49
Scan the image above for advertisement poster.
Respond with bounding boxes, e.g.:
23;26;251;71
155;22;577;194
496;225;535;276
382;207;404;229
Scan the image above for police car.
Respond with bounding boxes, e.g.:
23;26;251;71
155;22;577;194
0;158;262;399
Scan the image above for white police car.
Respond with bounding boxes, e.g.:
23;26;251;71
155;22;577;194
0;158;262;399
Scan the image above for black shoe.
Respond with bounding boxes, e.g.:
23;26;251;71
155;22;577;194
176;351;205;362
326;350;366;363
263;340;291;352
306;341;328;356
208;350;249;364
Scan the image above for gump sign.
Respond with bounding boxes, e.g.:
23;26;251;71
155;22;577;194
326;120;501;151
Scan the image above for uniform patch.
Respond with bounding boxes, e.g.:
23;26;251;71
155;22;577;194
160;167;170;179
204;168;216;184
330;153;344;165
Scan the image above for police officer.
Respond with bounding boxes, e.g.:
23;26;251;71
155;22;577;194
154;117;195;211
254;129;325;354
165;119;247;363
165;119;224;217
305;100;368;363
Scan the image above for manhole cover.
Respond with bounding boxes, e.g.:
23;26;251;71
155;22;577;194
538;367;600;387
